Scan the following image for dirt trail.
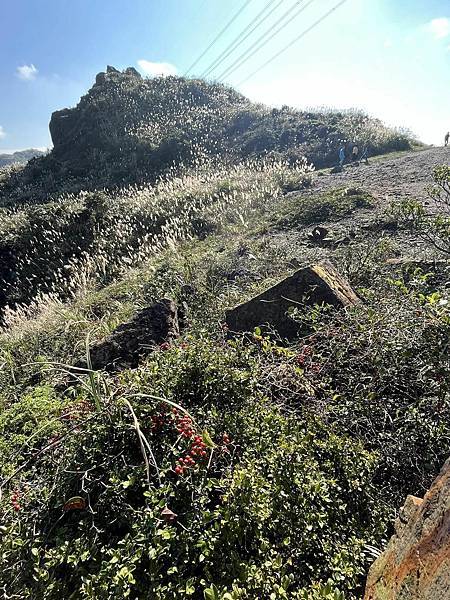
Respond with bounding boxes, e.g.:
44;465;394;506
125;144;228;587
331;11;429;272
270;147;449;263
312;146;449;205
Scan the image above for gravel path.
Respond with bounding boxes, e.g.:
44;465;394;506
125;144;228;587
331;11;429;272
312;146;450;206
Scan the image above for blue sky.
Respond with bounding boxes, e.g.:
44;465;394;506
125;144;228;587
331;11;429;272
1;0;449;152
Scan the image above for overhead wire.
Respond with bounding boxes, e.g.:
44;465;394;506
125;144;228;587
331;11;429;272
200;0;284;79
216;0;313;81
184;0;254;76
237;0;349;85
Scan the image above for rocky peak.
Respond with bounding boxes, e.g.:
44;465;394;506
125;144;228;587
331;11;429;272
49;66;142;152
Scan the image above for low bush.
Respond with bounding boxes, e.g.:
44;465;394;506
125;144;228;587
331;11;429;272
0;339;385;599
290;276;450;506
276;187;374;228
390;165;450;254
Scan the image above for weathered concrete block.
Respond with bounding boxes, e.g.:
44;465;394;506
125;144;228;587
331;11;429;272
225;261;359;339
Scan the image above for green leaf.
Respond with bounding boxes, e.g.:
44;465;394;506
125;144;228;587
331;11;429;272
204;584;219;600
202;430;216;448
185;580;196;595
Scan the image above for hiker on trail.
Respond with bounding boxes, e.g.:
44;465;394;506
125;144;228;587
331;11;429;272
339;145;346;167
351;144;359;162
445;132;449;147
360;144;369;165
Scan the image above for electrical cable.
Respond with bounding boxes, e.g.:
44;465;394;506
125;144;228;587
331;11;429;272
184;0;254;76
216;0;312;81
201;0;283;79
237;0;348;85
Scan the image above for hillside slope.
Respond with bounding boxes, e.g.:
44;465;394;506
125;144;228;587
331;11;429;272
0;69;448;599
0;66;414;205
1;143;449;599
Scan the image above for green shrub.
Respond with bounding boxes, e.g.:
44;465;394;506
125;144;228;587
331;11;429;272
290;281;450;506
390;165;450;255
0;339;383;599
276;187;374;228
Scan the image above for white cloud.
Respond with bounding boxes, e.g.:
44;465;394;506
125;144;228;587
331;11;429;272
16;63;38;81
0;126;5;139
425;17;450;39
137;59;177;77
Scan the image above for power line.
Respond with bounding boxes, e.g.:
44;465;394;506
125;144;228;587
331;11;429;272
237;0;348;85
201;0;280;78
184;0;254;76
200;0;284;79
217;0;313;81
216;0;312;82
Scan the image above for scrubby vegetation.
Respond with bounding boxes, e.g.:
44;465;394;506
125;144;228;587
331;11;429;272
275;187;374;228
0;70;447;599
393;165;450;255
0;159;312;312
1;161;449;598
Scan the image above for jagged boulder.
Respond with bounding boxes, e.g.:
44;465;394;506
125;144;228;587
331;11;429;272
364;458;450;600
225;262;359;339
87;298;179;371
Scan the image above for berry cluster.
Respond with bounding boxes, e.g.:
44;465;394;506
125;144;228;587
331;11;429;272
174;457;194;475
159;341;171;351
151;411;166;431
296;345;312;366
11;490;20;512
174;434;208;476
190;435;207;459
222;433;230;445
175;411;195;439
60;399;92;422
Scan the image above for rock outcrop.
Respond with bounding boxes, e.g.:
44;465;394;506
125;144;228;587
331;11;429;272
364;458;450;599
225;262;358;339
49;65;142;156
87;298;180;371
